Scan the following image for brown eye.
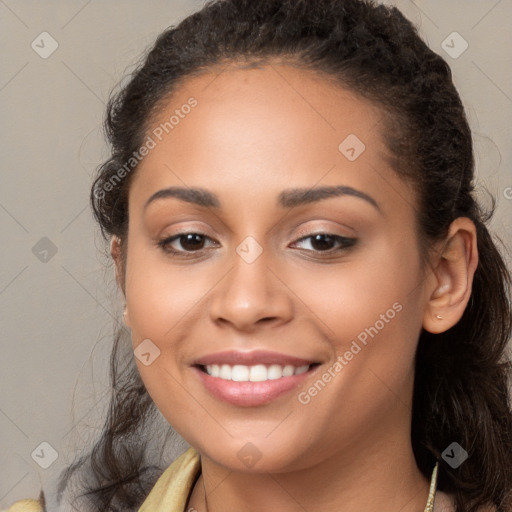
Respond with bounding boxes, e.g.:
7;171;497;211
158;232;217;254
292;233;356;253
310;234;336;251
177;233;206;251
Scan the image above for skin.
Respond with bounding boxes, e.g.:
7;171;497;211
112;62;478;512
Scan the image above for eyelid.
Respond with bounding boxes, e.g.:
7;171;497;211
292;222;356;241
290;233;356;252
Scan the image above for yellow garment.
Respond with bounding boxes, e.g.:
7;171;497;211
3;499;43;512
2;448;199;512
138;446;200;511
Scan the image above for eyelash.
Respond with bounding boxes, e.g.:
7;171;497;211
156;231;357;258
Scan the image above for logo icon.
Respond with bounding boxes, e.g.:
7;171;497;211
442;442;468;469
236;236;263;264
441;32;468;59
32;237;58;263
338;134;366;161
134;339;161;366
237;442;263;468
31;441;59;469
31;32;59;59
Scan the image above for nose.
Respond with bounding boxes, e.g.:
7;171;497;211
208;246;294;332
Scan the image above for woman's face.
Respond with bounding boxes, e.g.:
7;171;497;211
122;63;432;472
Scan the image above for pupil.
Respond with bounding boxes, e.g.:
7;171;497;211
182;234;204;251
311;234;334;251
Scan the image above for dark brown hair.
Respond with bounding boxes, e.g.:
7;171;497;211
57;0;512;510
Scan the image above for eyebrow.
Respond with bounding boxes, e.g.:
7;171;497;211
144;185;380;212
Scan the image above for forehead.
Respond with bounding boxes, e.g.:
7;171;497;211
130;63;413;218
148;62;385;160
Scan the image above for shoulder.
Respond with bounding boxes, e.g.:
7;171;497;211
2;499;44;512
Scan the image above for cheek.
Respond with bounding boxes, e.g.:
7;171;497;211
289;237;424;408
124;246;215;341
290;238;422;343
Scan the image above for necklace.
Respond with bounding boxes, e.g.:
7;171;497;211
202;461;440;512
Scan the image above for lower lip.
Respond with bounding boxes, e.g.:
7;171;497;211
194;366;316;407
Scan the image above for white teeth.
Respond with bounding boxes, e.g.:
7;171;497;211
220;364;231;379
282;365;294;377
267;364;283;380
231;365;249;381
295;365;309;375
203;363;311;381
249;364;267;382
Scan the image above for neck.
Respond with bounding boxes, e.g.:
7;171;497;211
188;413;430;512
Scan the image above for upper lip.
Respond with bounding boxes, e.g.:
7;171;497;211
194;350;317;367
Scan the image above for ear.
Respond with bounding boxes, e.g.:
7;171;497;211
422;217;479;334
110;236;125;292
110;236;131;327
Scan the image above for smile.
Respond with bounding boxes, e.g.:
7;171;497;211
202;363;310;381
193;350;321;406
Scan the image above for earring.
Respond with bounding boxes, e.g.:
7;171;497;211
122;305;131;328
435;314;443;320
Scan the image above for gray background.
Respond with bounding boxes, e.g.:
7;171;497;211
1;0;511;508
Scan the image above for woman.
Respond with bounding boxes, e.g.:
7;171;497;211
8;0;512;511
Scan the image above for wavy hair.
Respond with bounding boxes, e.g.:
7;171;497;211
57;0;512;510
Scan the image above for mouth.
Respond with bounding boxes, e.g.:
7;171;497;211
192;350;321;406
197;363;314;381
